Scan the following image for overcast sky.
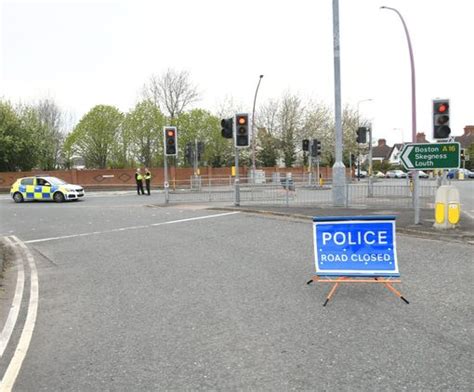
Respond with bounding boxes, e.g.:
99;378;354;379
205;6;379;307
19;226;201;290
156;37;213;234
1;0;472;146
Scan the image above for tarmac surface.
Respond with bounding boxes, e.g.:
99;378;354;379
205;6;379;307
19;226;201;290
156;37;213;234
212;204;474;245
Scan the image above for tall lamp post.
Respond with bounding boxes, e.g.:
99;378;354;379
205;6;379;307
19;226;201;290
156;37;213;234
381;6;419;224
251;74;264;176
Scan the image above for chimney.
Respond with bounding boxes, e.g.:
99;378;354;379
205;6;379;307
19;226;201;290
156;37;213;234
377;139;386;146
416;132;427;143
464;126;474;136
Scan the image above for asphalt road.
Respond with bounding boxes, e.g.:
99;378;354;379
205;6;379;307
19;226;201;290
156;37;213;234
0;195;472;391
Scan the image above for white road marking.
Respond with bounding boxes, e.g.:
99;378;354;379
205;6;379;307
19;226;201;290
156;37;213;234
150;211;240;226
24;211;240;244
0;237;39;392
0;238;25;358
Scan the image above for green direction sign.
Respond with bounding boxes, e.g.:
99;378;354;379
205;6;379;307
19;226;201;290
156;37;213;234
400;142;460;170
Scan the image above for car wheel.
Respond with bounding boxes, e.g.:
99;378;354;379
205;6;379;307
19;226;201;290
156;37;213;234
53;192;65;203
13;192;24;203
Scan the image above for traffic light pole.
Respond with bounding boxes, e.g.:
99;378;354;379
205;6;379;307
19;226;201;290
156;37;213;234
368;127;373;197
164;156;169;204
234;146;240;207
316;159;320;187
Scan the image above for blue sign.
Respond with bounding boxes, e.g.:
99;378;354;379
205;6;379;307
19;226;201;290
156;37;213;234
313;216;399;277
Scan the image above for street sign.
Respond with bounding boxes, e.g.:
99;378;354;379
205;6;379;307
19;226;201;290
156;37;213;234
313;216;399;277
400;142;460;170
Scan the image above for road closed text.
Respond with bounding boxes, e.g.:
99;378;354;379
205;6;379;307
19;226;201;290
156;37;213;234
320;253;392;262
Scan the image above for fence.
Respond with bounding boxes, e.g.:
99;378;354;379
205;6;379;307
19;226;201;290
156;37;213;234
165;175;438;209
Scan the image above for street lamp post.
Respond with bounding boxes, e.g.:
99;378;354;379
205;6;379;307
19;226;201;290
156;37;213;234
251;75;264;177
381;6;420;224
332;0;346;206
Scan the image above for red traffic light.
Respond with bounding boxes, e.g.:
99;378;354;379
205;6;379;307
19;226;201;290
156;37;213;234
437;103;448;113
167;129;175;137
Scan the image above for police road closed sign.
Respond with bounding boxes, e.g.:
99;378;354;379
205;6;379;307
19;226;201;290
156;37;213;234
313;216;399;277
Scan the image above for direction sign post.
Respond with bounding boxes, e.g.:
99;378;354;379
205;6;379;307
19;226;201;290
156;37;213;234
400;142;460;170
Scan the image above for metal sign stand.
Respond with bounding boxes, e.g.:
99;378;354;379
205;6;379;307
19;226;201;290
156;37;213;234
307;276;408;307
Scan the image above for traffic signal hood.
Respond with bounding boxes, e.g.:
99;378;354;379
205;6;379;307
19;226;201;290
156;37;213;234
164;127;177;156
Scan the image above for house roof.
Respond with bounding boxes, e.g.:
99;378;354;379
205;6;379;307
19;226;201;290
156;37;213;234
454;126;474;148
372;144;392;159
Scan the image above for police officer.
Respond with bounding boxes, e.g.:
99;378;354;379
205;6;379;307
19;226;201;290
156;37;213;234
144;168;152;196
135;168;144;195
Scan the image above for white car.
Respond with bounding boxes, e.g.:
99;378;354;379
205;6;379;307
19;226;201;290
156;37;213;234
11;176;85;203
386;170;407;179
374;171;386;178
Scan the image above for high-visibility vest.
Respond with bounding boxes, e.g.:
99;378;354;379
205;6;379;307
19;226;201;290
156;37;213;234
145;172;151;180
136;173;143;181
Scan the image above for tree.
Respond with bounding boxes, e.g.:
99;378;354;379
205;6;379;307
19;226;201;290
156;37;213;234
278;93;304;167
175;109;226;167
143;69;199;119
0;101;42;171
33;99;65;170
123;100;166;168
65;105;123;168
256;128;279;167
301;102;332;165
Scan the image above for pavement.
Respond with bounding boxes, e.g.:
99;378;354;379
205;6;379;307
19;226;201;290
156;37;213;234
212;204;474;245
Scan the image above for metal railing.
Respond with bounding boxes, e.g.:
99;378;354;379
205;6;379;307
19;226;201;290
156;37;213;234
163;175;438;209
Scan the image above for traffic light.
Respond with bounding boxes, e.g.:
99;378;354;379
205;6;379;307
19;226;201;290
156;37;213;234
197;142;204;160
185;142;193;164
302;139;310;151
356;127;367;144
221;118;233;139
311;139;318;157
234;113;250;148
164;127;177;156
433;99;450;139
315;140;322;156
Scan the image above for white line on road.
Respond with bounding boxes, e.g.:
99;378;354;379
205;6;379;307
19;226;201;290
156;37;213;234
24;211;240;244
0;238;25;358
0;237;39;392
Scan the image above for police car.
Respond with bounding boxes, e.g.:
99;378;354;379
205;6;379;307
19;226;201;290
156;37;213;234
10;176;85;203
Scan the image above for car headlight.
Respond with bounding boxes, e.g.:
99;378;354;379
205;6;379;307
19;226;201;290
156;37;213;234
66;188;76;192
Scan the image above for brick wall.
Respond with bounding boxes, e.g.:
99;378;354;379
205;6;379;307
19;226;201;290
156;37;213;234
0;166;341;191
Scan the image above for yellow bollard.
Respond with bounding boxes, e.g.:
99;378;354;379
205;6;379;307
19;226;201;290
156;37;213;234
434;185;461;229
435;203;445;224
448;203;460;225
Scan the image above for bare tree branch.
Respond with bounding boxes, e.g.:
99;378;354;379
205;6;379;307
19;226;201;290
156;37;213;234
143;69;200;119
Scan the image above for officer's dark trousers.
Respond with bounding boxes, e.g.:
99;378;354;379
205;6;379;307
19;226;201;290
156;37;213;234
145;179;151;195
137;181;144;195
